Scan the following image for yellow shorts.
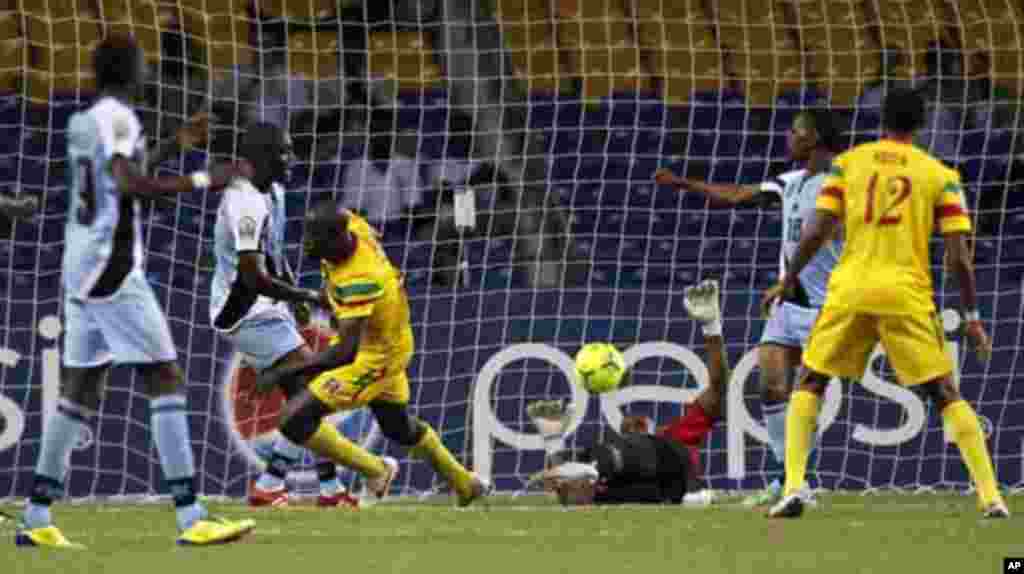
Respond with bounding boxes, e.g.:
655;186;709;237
307;363;410;411
802;306;952;385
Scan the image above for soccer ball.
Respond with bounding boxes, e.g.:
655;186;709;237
574;343;626;394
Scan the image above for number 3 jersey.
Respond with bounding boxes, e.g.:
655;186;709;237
63;97;147;299
210;179;290;331
761;168;842;308
818;139;972;315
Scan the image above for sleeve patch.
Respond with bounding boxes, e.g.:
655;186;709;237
334;282;383;300
238;216;259;242
828;164;843;178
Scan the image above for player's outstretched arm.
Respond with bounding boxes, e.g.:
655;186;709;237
110;155;252;198
682;279;728;418
238;252;325;309
654;168;761;205
0;194;38;219
944;231;992;361
254;316;366;394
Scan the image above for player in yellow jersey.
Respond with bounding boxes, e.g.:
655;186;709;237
254;200;490;506
765;89;1007;519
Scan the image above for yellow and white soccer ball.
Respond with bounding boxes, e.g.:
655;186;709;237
574;343;626;394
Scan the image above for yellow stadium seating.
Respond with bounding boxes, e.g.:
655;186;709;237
570;45;649;100
645;24;723;102
182;6;254;71
495;0;549;22
506;42;565;92
368;30;442;89
0;36;22;92
287;30;339;79
714;0;795;104
258;0;336;21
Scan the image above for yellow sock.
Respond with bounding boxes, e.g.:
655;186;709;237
305;422;386;478
942;400;1001;507
783;390;820;497
411;423;472;495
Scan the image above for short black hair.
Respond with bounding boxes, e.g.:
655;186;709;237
94;34;142;91
799;108;843;153
882;88;926;134
240;122;285;162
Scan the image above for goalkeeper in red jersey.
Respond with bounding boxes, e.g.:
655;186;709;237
532;280;727;506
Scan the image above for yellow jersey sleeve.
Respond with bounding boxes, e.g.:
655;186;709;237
817;156;847;215
935;171;971;235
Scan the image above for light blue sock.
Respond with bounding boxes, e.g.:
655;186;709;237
255;436;304;491
24;400;94;529
151;395;203;530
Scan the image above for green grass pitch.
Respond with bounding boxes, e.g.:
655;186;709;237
2;494;1019;574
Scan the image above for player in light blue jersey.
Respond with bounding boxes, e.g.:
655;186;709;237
210;123;363;509
655;109;843;506
15;35;255;549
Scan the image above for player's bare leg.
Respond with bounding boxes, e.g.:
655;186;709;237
277;390;398;499
17;366;109;548
768;369;830;518
659;281;726;457
369;400;491;506
743;344;806;507
920;377;1007;518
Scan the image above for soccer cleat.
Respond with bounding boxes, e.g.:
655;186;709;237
982;501;1010;519
248;483;289;507
317;490;360;509
457;473;493;508
767;493;805;519
177;517;255;546
366;456;399;499
14;525;86;549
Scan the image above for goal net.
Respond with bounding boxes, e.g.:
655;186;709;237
1;0;1022;502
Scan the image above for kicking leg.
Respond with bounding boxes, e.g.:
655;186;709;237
370;400;489;506
277;390;392;493
17;366;107;548
921;378;1007;517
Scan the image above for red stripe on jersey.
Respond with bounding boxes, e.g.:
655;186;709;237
821;186;844;199
935;204;966;219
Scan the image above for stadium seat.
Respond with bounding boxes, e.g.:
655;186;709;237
287;30;339;80
368;30;442;89
644;23;721;102
182;7;254;72
714;1;800;105
22;2;101;99
0;36;21;93
258;0;336;20
570;45;648;99
101;1;164;63
869;0;942;80
953;0;1023;96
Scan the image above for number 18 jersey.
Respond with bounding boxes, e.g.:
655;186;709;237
817;139;972;315
63;97;147;299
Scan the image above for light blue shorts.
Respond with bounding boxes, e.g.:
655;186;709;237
62;271;178;367
759;301;820;349
223;305;305;372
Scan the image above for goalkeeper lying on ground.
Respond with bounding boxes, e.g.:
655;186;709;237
530;280;728;506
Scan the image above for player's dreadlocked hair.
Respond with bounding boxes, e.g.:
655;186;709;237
94;34;142;92
882;88;926;134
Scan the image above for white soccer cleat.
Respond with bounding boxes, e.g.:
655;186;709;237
767;492;805;519
982;501;1010;519
682;489;717;508
367;456;399;500
683;280;721;324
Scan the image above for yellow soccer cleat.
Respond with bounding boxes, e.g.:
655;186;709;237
15;525;86;550
176;517;255;547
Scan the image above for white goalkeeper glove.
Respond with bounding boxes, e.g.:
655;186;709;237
683;279;722;336
527;399;574;456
